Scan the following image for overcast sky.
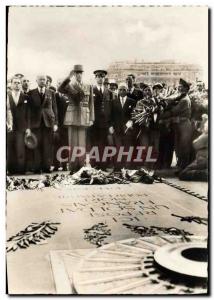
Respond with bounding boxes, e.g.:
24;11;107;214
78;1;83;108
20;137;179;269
8;6;208;86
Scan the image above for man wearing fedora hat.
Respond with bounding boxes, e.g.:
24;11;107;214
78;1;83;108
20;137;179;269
58;65;94;172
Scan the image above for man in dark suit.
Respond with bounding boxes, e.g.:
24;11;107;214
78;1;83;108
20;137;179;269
21;76;34;172
126;74;144;105
111;83;136;169
89;70;113;168
53;79;69;170
28;75;58;173
7;76;30;174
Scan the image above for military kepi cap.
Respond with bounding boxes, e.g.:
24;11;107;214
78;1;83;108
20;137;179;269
14;73;24;79
73;65;84;73
179;78;190;90
94;69;107;76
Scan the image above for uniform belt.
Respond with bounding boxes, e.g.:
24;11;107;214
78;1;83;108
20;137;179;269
80;102;89;107
69;102;88;107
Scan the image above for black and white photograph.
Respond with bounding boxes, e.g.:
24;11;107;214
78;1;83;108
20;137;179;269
5;5;209;295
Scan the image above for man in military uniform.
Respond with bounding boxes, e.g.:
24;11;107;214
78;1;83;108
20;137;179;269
159;78;192;172
88;69;113;169
58;65;94;172
126;74;143;105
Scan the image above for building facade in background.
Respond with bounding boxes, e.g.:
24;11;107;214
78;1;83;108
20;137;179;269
107;60;203;86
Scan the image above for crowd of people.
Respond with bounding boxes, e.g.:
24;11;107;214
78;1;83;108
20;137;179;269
6;65;208;181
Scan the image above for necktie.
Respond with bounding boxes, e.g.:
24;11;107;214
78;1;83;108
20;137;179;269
121;97;124;107
40;89;44;102
100;88;104;111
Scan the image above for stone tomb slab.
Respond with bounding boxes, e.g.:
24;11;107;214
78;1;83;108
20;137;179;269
7;182;208;294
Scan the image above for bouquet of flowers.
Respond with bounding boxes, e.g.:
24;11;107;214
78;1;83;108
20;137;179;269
131;97;166;128
131;97;167;139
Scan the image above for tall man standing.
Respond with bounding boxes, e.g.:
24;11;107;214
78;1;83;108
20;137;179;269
28;75;58;173
21;76;33;172
7;76;30;174
58;65;94;172
111;83;136;169
89;70;113;169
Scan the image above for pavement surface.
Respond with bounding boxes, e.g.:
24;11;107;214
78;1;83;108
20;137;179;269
6;178;208;294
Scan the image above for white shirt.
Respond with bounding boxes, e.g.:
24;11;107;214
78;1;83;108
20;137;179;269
96;85;104;93
11;91;21;106
38;87;46;95
120;96;127;107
